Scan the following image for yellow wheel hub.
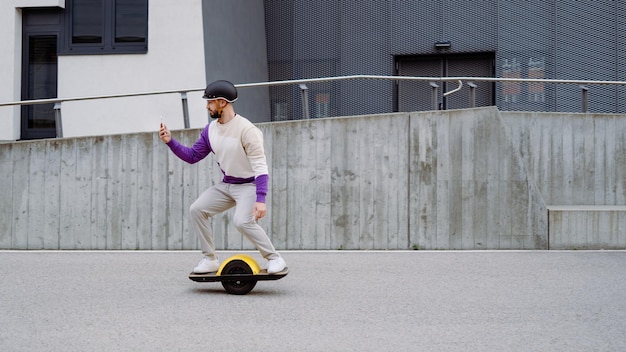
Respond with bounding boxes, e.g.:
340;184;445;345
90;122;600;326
217;254;261;276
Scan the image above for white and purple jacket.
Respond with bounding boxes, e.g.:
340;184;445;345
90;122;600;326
166;114;269;203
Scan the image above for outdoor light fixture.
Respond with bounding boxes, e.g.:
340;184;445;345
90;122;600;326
434;41;451;48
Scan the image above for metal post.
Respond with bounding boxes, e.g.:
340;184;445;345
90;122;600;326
429;82;439;110
180;92;190;128
468;82;477;108
299;84;310;119
580;85;589;113
54;102;63;138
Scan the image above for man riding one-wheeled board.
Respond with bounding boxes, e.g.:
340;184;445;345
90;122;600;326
159;80;288;294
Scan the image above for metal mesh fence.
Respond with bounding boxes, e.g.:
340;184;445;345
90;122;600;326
264;0;626;121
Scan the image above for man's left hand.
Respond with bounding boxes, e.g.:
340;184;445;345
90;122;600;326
253;202;266;221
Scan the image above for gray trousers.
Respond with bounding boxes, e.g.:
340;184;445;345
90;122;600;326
189;182;279;261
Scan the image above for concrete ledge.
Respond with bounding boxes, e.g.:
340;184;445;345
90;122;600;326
548;206;626;249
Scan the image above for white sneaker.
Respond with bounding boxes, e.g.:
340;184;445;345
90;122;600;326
193;257;220;274
267;256;287;274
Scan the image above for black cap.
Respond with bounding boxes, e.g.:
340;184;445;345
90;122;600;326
203;80;238;102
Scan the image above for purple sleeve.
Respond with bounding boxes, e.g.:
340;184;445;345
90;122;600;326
166;126;211;164
255;174;269;203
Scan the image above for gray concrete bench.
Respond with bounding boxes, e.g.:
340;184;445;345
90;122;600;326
547;206;626;249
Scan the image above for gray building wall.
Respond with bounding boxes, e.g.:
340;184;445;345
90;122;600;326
202;0;270;123
2;107;625;250
262;0;626;119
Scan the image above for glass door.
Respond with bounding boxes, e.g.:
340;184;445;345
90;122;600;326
395;53;495;112
21;34;58;139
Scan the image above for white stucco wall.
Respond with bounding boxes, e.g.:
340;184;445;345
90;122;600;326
0;7;22;141
58;0;207;137
0;0;207;141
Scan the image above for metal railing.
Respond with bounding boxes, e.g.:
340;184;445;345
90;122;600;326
2;75;626;138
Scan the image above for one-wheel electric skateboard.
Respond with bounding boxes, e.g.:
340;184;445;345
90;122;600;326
188;254;288;295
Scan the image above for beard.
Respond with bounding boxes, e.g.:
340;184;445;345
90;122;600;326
209;109;222;119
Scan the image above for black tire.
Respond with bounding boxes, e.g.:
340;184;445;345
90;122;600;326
220;260;257;295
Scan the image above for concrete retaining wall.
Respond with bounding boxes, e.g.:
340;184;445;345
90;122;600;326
2;107;625;250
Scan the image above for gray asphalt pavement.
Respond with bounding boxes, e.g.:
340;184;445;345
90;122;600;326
1;250;625;351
